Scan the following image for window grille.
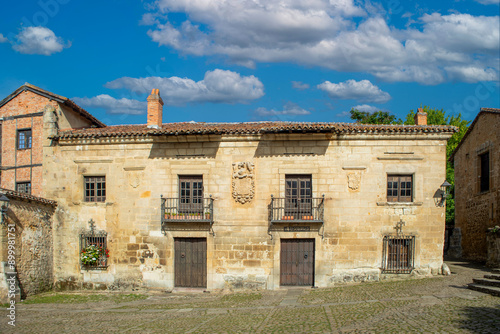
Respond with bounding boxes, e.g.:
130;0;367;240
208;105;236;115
84;176;106;202
16;182;31;194
382;235;415;273
80;220;108;270
17;129;32;149
387;175;412;202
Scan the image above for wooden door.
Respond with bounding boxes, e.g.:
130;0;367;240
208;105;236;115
280;239;315;286
285;175;312;219
174;238;207;288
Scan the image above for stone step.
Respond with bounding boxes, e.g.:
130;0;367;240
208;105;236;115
468;284;500;297
492;268;500;273
484;274;500;281
472;278;500;288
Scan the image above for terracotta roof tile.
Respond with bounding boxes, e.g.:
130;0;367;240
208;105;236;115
1;188;57;206
0;83;106;128
53;121;457;139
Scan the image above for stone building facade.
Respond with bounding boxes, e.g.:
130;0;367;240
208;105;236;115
0;190;57;303
40;89;456;291
0;83;105;197
452;108;499;262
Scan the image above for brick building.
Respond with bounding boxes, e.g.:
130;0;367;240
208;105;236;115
1;85;457;291
0;83;105;197
451;108;500;261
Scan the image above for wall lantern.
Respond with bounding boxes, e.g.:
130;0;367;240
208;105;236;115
439;181;452;207
0;194;10;225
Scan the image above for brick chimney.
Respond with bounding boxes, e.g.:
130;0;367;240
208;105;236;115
147;89;163;129
414;107;427;126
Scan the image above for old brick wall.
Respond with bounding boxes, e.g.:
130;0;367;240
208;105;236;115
0;90;52;197
454;112;499;261
0;195;55;301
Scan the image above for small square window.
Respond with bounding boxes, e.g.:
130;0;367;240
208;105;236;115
387;175;413;202
16;182;31;194
17;129;32;150
84;176;106;202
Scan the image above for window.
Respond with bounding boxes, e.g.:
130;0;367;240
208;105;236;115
285;175;312;218
387;175;412;202
80;232;108;269
382;235;415;273
84;176;106;202
179;175;203;214
16;182;31;194
17;129;32;149
479;152;490;193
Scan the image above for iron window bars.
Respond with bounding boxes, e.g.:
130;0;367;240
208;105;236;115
80;228;108;270
382;235;415;274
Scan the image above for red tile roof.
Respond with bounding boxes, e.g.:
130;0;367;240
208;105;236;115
1;188;57;206
53;121;457;139
0;83;106;128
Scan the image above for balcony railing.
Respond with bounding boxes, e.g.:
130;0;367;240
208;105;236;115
161;196;214;225
270;195;324;223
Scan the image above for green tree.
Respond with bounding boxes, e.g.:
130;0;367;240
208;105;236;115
404;106;470;224
349;109;402;124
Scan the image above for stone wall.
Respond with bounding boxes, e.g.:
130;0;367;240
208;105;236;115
486;234;500;267
0;192;56;302
44;129;451;291
454;112;499;261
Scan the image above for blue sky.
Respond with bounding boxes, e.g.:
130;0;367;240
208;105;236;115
0;0;498;126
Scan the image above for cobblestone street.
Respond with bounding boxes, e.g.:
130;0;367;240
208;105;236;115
2;261;500;333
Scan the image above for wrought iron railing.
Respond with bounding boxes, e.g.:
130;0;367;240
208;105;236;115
161;196;214;224
382;235;415;274
270;195;324;223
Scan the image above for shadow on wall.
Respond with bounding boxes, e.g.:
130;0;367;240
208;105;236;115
148;137;221;160
254;136;329;158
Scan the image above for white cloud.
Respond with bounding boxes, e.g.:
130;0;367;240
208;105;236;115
317;79;391;103
105;69;264;105
73;95;146;115
292;81;310;90
0;33;8;43
144;2;499;84
12;26;69;55
351;104;379;113
475;0;500;4
254;102;311;117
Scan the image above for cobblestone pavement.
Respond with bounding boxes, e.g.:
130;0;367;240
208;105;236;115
2;260;500;333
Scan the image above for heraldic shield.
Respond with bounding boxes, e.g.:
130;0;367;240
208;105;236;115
232;161;255;204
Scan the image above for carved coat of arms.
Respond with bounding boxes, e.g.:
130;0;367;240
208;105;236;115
232;162;255;204
347;172;361;192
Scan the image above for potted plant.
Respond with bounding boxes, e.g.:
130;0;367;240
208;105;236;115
205;211;211;220
81;244;109;267
302;215;313;220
